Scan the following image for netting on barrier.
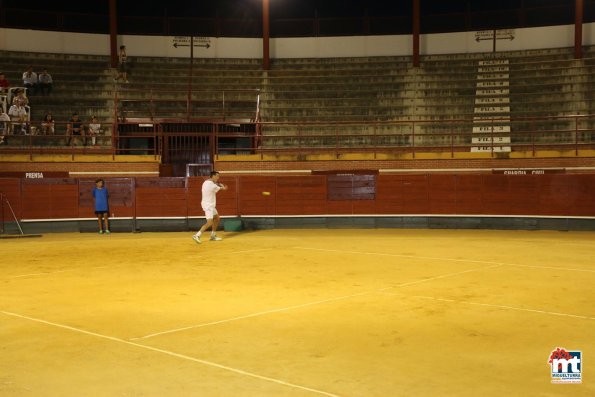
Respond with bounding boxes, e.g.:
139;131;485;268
0;193;42;239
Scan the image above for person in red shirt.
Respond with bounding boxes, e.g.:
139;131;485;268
0;72;9;94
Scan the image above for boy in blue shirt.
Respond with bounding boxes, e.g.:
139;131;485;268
92;178;110;234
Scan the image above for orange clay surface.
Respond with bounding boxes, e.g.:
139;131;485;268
1;229;594;397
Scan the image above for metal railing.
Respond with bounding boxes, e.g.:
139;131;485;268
115;87;260;122
0;120;115;159
225;115;595;159
1;114;594;160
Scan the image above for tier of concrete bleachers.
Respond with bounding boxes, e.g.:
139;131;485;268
116;56;262;120
0;50;114;120
259;57;412;149
0;50;114;148
263;57;410;121
1;46;594;152
0;51;263;147
260;47;595;150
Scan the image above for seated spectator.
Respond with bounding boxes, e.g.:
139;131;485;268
0;110;10;144
0;72;9;95
8;103;28;135
87;116;102;146
41;112;55;135
38;69;53;96
67;112;85;146
12;89;29;107
22;66;38;95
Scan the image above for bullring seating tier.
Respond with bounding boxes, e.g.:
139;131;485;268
1;46;594;151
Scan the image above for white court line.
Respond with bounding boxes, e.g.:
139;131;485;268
5;249;269;280
209;248;273;257
381;264;504;289
0;310;339;397
9;270;68;279
131;290;374;340
497;263;595;274
382;292;595;321
295;247;513;266
7;266;111;279
294;247;595;274
133;263;501;341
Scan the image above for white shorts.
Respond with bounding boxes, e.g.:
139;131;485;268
203;207;219;220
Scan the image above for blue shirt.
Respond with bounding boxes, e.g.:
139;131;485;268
93;187;109;212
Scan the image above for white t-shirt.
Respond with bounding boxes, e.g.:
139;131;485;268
88;123;101;134
22;72;37;85
201;179;221;209
8;105;27;121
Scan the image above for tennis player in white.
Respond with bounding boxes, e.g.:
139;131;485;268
193;171;228;244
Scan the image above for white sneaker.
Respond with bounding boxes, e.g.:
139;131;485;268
192;234;201;244
210;235;222;241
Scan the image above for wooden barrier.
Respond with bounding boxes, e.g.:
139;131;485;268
1;174;594;221
21;179;79;220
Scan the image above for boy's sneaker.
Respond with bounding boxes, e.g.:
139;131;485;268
98;230;104;234
192;234;201;244
210;235;222;241
105;230;111;234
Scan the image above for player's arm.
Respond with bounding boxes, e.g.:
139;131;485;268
217;182;228;190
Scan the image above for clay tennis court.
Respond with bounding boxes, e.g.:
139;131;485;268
1;228;594;396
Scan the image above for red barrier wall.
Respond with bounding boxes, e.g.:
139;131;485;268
1;174;594;220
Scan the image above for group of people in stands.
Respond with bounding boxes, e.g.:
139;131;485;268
64;113;104;146
0;67;53;97
0;67;102;145
0;109;103;146
21;66;54;96
0;110;103;146
0;83;31;142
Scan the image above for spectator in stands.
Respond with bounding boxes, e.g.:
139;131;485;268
38;69;53;96
67;112;85;146
8;103;28;135
93;178;110;234
87;116;102;146
22;66;38;95
12;88;28;107
41;112;55;135
114;45;129;83
0;110;10;144
0;72;9;95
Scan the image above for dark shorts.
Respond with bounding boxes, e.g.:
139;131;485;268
95;211;108;216
118;62;127;73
